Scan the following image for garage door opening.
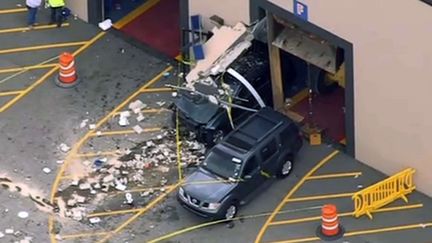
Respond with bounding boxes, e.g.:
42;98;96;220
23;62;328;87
90;0;181;58
251;0;354;156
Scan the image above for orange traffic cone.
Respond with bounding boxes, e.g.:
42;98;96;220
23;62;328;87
55;52;79;88
316;204;344;241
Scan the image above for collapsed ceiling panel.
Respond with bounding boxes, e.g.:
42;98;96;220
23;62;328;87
271;17;340;74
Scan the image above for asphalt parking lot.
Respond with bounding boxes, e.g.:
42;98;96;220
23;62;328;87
2;2;432;243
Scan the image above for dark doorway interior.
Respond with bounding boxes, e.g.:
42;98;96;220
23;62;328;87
104;0;148;23
250;0;355;156
118;0;181;58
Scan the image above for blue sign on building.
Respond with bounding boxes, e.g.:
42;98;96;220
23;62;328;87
293;0;308;21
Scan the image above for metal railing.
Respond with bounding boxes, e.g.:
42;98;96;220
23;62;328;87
352;168;416;219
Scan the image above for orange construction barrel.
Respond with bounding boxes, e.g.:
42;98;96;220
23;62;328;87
316;204;344;241
55;52;79;88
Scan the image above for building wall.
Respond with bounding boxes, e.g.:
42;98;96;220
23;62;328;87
189;0;249;30
66;0;89;22
189;0;432;196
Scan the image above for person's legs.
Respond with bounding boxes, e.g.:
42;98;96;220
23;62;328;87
55;7;63;27
27;6;37;26
50;7;56;24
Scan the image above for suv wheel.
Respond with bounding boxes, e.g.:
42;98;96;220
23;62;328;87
223;202;238;220
277;156;294;178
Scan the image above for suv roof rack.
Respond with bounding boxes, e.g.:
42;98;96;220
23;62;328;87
223;108;284;151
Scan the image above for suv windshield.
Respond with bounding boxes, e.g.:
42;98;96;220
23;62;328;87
202;147;242;179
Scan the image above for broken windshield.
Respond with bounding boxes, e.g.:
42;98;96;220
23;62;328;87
202;148;242;180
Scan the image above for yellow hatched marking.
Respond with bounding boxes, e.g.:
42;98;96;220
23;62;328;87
0;41;87;55
0;23;70;34
0;8;27;14
0;90;23;97
306;172;362;180
285;192;355;203
0;63;57;74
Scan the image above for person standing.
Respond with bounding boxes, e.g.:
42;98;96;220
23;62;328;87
26;0;42;29
47;0;65;27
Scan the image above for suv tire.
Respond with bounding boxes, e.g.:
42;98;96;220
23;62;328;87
222;201;239;220
276;155;294;178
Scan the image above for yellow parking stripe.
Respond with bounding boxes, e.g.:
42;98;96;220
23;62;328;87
88;127;161;137
0;63;57;74
0;8;27;14
118;185;175;194
285;192;354;203
140;87;173;93
254;150;339;243
267;222;432;243
0;41;87;55
96;182;180;243
269;203;423;226
0;90;23;97
88;208;143;218
0;23;70;34
73;151;120;158
113;108;169;116
49;66;172;243
61;232;111;240
113;0;160;29
306;172;362;180
47;32;107;243
289;88;309;107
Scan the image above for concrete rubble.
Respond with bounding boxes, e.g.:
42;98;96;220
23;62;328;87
57;128;206;222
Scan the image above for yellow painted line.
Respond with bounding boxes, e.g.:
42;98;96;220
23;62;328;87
0;68;58;113
0;63;57;74
267;222;432;243
285;192;354;203
254;150;339;243
289;88;309;107
306;172;362;180
0;41;87;55
140;87;173;93
147;205;320;243
113;0;160;29
96;182;180;243
113;108;169;116
60;231;110;240
59;175;74;180
269;203;423;226
88;127;161;137
116;185;175;194
0;90;23;97
48;32;107;243
48;65;172;243
88;208;143;218
0;23;70;34
73;151;121;158
0;8;27;14
0;33;105;114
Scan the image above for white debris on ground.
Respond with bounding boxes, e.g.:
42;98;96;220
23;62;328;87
58;143;70;153
118;111;131;127
56;129;206;223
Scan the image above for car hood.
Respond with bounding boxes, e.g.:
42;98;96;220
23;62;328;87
183;168;236;203
174;95;220;124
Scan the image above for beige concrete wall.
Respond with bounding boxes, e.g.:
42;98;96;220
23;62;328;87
189;0;249;30
189;0;432;196
66;0;88;22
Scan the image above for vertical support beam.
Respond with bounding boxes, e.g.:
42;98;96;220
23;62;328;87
266;13;284;110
